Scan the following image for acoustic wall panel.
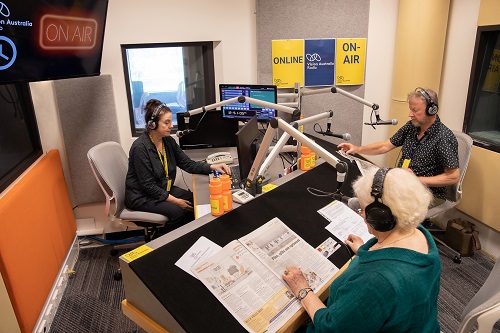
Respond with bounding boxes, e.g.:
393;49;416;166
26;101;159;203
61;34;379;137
54;75;121;206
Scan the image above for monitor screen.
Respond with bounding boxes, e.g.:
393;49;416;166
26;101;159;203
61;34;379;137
219;84;277;121
235;115;259;180
0;0;108;84
176;110;238;150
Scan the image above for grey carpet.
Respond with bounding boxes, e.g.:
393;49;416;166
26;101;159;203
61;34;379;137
49;245;146;333
49;244;499;333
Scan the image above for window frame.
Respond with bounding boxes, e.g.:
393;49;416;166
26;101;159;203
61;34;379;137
121;41;216;137
463;24;500;153
0;82;43;193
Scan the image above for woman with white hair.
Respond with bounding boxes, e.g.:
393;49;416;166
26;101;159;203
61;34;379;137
282;167;441;332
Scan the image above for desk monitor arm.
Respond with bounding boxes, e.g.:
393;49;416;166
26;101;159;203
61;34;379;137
300;85;396;128
181;96;299;127
272;117;348;196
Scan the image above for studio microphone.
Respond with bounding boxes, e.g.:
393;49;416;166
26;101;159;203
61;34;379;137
319;131;351;141
347;197;361;212
364;119;398;126
175;129;194;138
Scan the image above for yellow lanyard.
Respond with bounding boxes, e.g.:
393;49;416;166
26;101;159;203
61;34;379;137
149;134;168;178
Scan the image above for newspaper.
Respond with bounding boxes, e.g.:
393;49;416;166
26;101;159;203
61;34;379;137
191;217;339;333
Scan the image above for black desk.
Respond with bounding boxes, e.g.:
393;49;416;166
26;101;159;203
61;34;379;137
122;147;361;332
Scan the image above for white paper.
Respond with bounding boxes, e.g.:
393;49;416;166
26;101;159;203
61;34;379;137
191;217;340;333
195;204;212;219
318;200;374;243
175;236;222;278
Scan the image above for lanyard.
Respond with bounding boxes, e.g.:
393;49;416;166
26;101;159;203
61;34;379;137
149;134;168;178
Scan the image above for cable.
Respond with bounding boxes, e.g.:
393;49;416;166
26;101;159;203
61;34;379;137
306;187;336;198
335;241;354;261
78;235;145;245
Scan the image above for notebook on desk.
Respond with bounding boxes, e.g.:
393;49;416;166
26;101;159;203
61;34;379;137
336;150;377;176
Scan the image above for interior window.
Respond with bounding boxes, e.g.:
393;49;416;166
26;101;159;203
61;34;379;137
121;41;216;136
464;26;500;153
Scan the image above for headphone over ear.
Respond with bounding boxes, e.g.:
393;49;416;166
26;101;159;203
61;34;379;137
365;168;396;232
147;103;167;130
415;87;438;116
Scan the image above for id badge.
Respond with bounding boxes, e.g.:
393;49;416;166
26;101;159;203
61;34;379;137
402;158;411;169
167;179;172;192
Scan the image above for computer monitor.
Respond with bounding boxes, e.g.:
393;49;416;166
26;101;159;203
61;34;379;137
176;110;238;150
235;115;260;181
219;84;277;121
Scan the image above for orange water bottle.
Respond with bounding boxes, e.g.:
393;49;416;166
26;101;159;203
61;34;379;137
209;178;224;216
219;174;233;212
300;145;311;171
310;140;316;168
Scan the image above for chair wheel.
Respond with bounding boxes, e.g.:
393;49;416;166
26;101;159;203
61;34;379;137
453;256;462;264
113;271;122;280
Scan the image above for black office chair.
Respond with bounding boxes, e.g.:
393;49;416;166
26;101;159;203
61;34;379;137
425;131;473;263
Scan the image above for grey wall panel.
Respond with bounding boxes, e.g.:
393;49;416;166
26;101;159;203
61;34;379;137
54;75;120;206
256;0;370;146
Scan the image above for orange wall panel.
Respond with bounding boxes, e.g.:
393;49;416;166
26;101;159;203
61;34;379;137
0;150;76;333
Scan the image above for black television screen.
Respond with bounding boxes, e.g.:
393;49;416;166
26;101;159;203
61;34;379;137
176;110;238;150
0;0;108;84
235;115;259;180
219;84;277;121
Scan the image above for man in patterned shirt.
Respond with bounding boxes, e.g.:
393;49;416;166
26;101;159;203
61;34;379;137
338;87;459;201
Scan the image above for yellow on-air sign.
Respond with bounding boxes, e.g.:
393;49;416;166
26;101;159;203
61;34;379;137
335;38;366;85
272;39;304;88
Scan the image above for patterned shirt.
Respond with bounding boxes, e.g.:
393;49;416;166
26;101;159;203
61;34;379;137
389;116;459;199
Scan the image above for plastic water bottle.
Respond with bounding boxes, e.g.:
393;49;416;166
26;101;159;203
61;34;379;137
219;174;233;212
209;178;224;216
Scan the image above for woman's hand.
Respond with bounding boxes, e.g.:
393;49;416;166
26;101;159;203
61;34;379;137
167;195;193;211
345;234;364;254
282;266;310;297
210;163;231;175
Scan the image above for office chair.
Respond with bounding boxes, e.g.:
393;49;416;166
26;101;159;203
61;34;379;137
457;256;500;333
87;141;167;250
425;131;473;264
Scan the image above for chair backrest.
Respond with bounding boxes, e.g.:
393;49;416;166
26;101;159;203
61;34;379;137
87;142;128;218
446;131;473;202
458;256;500;333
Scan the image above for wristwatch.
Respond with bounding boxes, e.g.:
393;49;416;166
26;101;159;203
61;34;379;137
297;287;314;300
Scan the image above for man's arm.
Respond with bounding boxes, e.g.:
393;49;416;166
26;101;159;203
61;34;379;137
415;168;460;187
338;140;396;156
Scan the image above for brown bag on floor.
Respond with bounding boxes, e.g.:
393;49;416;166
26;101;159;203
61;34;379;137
445;218;481;256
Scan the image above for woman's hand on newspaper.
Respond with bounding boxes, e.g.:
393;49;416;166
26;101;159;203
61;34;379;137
345;234;364;254
282;266;310;297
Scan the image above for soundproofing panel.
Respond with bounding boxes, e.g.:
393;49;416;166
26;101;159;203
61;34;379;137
256;0;370;146
54;75;120;206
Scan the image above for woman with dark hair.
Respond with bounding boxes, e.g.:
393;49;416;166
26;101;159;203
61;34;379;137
125;99;230;232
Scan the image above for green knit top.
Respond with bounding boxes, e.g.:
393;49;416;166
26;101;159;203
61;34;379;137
308;225;441;333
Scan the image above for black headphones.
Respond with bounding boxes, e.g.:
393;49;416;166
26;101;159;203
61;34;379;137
415;87;438;116
147;103;167;130
365;168;396;232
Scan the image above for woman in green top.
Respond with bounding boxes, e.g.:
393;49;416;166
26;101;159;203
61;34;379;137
283;167;441;333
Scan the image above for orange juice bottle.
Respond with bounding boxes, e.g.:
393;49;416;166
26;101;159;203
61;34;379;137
209;178;224;216
219;174;233;212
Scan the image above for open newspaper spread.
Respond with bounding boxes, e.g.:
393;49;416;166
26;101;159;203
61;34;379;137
191;217;339;333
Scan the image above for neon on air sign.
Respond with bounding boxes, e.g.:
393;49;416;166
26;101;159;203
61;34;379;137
39;14;97;50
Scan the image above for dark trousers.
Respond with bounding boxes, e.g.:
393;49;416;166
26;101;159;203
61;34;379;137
137;186;195;233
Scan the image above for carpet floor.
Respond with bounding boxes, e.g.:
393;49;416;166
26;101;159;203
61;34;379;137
48;243;499;333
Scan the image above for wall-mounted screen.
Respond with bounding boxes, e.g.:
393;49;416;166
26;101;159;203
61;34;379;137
219;84;277;121
0;0;108;84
